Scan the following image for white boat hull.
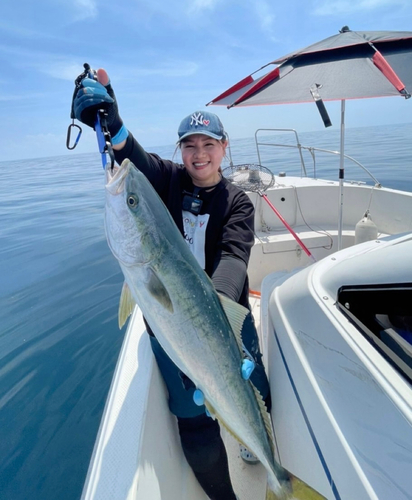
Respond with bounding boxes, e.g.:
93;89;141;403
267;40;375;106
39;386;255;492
262;234;412;499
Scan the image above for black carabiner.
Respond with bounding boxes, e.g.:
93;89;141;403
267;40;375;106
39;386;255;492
66;63;115;169
95;110;115;170
66;63;94;151
66;121;82;150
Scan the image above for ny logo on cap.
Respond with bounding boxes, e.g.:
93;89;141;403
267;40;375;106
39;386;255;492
190;112;210;127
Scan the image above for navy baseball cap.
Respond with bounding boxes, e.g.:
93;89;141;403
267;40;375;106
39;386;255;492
178;111;227;142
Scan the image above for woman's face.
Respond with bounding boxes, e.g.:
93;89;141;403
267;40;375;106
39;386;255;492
180;134;227;187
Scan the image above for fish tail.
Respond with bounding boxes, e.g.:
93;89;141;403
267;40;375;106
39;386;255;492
265;484;279;500
285;472;326;499
266;469;327;500
265;472;283;500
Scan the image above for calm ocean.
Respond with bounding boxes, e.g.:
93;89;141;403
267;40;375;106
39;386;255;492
0;123;411;499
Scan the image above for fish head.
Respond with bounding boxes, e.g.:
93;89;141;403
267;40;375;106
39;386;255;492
105;159;161;267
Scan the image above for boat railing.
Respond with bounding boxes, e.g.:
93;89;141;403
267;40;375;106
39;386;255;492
254;128;381;187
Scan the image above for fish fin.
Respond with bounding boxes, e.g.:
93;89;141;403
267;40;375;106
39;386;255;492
204;401;217;421
265;471;327;500
147;269;174;313
218;293;276;448
218;293;249;352
286;473;327;499
119;281;136;329
264;485;277;500
251;383;275;452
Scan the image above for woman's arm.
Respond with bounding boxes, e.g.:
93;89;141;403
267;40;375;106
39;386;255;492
211;254;249;302
211;191;255;302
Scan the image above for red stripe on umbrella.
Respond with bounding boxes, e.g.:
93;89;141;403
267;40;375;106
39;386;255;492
231;67;280;108
372;51;406;93
206;75;254;105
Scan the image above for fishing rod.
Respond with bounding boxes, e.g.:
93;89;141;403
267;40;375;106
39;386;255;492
66;63;115;169
223;164;316;263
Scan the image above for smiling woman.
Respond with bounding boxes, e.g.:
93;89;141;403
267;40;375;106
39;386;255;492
178;112;228;187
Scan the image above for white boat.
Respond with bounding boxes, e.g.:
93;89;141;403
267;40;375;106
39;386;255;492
81;130;412;500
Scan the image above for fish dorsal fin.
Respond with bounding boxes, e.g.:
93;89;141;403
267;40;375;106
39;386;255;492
218;293;249;352
251;383;275;454
147;268;174;313
119;281;136;329
218;293;273;450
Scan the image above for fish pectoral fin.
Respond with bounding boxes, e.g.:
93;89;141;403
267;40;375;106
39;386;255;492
119;281;136;329
218;293;249;352
147;268;174;313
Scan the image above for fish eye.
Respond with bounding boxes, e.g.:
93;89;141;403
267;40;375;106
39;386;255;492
127;194;139;208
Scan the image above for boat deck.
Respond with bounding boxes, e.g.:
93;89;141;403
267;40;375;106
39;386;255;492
223;428;267;499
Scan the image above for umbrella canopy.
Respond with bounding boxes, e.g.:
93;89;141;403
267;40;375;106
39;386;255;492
207;27;412;251
207;27;412;108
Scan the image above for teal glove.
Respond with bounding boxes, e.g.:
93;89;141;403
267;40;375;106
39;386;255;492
73;77;128;145
241;344;256;380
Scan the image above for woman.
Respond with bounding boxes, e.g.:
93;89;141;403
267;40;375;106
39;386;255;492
74;69;271;500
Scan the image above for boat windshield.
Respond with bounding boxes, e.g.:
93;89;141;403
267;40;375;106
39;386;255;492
337;284;412;384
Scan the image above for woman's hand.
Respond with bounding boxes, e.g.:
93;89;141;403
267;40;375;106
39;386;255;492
74;68;128;148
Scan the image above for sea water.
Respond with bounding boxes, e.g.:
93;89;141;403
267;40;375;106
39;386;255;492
0;123;411;500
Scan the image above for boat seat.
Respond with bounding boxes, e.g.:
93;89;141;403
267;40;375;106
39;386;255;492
249;227;391;291
254;226;390;253
254;227;354;254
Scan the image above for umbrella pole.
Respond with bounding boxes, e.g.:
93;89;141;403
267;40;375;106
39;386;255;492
338;99;345;250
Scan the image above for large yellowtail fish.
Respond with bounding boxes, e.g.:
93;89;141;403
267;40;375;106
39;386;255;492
105;159;326;500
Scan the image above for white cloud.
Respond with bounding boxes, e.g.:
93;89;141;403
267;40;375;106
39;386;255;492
136;60;199;78
41;62;91;82
72;0;98;21
134;0;188;22
314;0;409;15
126;0;222;24
254;0;277;41
0;93;46;102
0;39;198;86
0;21;57;39
188;0;220;14
0;43;96;83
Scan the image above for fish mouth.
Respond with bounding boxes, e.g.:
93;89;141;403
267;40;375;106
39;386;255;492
105;159;131;194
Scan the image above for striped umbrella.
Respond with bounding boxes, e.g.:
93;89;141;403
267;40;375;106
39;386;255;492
208;27;412;248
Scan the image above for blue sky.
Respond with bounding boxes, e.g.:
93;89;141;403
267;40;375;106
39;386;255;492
1;0;412;161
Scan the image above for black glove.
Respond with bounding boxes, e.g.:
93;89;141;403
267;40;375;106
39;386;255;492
73;77;128;145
